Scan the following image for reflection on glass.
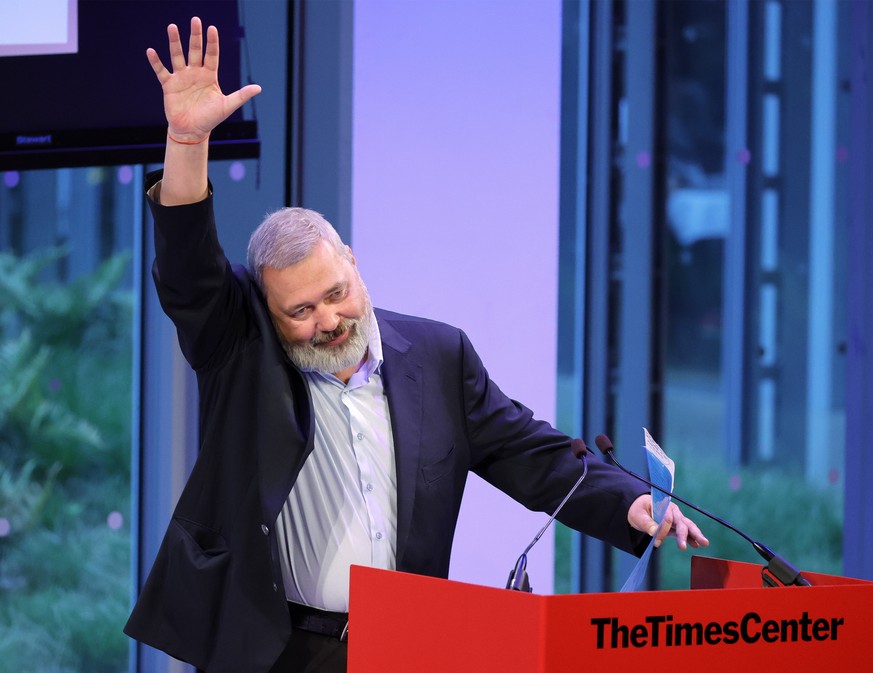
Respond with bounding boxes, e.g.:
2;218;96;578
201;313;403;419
660;0;845;589
663;0;727;467
0;167;134;670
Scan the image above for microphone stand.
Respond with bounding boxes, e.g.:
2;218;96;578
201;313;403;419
506;442;589;592
594;434;811;588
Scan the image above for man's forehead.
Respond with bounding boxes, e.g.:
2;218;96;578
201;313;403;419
263;247;352;304
266;241;346;276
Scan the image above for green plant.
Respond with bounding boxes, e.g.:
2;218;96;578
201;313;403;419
654;460;842;590
553;458;843;593
0;459;61;535
0;331;105;474
0;247;130;349
0;246;133;672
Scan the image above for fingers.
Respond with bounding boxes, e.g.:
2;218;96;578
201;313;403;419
168;22;186;72
226;84;263;113
669;503;710;549
628;496;710;552
684;518;710;549
156;17;211;74
188;16;204;68
654;503;710;551
145;47;170;84
652;505;676;549
204;24;220;72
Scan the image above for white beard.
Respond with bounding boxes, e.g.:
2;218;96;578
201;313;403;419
281;288;374;376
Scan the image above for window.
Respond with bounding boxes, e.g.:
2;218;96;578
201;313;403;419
659;0;846;587
0;166;138;670
558;0;849;591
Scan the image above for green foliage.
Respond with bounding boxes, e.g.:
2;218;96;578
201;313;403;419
0;459;60;535
0;246;132;672
0;247;130;348
0;331;105;473
553;458;843;593
1;523;130;672
657;460;843;590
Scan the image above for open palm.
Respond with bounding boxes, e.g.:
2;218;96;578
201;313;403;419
146;17;261;142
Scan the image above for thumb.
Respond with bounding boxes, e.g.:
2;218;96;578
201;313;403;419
226;84;262;113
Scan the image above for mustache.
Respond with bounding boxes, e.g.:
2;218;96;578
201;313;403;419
310;319;355;346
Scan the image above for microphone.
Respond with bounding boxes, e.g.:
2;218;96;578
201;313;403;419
506;438;590;592
594;434;811;588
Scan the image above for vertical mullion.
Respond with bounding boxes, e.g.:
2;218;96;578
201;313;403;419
579;0;615;595
613;0;658;588
844;0;873;580
722;0;751;468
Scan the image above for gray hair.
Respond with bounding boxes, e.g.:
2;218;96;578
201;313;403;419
246;207;350;290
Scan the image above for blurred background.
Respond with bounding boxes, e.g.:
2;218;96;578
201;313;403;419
1;1;869;671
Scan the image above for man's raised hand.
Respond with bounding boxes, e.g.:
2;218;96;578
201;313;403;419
146;17;261;144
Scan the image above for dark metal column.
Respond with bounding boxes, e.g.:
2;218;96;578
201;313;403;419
844;0;873;581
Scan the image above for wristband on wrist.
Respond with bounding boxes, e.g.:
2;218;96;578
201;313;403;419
167;131;210;145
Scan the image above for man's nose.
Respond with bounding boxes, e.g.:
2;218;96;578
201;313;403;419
314;306;341;333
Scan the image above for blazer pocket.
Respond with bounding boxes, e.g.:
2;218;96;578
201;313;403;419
173;516;229;558
420;444;456;485
164;517;231;654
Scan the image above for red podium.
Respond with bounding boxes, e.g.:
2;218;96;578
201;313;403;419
348;558;872;672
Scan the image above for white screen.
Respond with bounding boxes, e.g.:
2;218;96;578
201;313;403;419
0;0;78;56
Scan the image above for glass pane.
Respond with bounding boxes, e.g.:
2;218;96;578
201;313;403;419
0;166;136;670
661;0;728;465
659;0;846;589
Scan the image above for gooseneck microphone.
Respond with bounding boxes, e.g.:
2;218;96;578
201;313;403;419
593;434;811;588
506;439;590;592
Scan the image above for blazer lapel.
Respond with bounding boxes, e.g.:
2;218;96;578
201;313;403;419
377;314;422;569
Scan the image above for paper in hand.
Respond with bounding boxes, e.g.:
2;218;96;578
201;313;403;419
619;428;675;592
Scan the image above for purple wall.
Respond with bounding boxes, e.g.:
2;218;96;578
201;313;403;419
352;0;563;590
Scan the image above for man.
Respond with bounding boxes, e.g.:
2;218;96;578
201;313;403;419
125;18;707;673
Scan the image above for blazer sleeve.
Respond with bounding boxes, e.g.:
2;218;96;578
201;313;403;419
146;170;254;371
457;329;650;556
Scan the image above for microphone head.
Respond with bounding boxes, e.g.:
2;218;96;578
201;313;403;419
594;434;614;455
570;438;589;458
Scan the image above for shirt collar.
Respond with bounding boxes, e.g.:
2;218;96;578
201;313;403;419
349;310;383;385
305;310;382;388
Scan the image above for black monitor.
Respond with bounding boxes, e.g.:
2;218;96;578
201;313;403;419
0;0;259;171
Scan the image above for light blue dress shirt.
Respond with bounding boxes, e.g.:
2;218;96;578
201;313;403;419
275;313;398;612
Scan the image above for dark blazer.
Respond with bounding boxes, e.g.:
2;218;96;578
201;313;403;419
124;174;648;672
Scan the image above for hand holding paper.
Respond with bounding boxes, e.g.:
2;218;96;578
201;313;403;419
626;429;709;551
628;495;709;550
617;429;709;592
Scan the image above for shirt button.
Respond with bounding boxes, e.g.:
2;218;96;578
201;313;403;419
375;532;383;540
356;432;364;440
261;524;269;536
366;483;374;492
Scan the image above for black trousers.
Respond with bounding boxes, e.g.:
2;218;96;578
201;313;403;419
268;628;348;673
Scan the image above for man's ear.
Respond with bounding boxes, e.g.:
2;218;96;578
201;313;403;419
346;245;356;265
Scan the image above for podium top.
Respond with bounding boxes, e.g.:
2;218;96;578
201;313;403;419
348;562;873;673
691;556;873;589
